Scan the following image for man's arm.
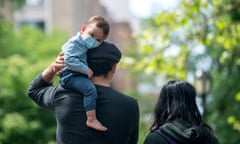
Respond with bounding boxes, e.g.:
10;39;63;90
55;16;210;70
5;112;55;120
27;52;65;110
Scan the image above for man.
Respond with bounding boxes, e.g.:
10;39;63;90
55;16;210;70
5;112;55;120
27;41;139;144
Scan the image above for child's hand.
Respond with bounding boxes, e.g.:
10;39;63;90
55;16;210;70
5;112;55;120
87;69;93;78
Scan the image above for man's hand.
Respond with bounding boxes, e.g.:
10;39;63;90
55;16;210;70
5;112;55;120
51;51;65;75
42;52;65;83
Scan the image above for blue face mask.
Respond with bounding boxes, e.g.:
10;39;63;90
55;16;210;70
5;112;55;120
83;35;101;49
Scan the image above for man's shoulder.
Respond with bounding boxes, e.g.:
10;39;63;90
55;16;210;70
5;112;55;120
111;88;138;108
55;84;83;97
96;85;138;102
111;87;137;100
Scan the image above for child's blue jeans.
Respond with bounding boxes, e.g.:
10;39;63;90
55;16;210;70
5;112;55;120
60;70;97;111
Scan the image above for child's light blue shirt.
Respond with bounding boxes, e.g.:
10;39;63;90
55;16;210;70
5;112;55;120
62;32;90;74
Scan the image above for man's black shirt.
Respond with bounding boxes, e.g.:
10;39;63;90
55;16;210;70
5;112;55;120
28;74;139;144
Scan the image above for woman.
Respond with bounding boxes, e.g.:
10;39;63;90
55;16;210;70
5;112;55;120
144;80;220;144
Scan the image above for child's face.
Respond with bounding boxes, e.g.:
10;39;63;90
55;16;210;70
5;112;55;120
81;22;105;43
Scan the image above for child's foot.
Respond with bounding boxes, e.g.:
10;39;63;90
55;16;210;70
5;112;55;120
86;119;107;131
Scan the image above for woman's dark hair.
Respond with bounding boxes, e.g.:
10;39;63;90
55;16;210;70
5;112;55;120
88;59;116;77
150;80;211;135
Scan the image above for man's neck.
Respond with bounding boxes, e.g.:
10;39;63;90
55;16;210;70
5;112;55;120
91;76;111;87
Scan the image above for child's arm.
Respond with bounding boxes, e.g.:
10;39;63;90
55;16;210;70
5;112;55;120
62;39;89;75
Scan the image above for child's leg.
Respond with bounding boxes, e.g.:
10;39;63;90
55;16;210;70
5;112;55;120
82;79;107;131
86;110;107;131
68;75;107;131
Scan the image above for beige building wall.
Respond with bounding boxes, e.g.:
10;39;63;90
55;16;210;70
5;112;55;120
108;22;136;91
0;1;14;21
51;0;107;37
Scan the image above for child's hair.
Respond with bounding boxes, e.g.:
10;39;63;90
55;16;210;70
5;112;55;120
86;16;110;38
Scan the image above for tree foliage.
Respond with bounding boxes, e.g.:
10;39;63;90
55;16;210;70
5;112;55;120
125;0;240;143
0;20;66;143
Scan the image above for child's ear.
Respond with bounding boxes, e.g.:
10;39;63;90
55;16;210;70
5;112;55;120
81;25;86;33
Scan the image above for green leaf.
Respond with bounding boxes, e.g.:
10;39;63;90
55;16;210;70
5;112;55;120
235;92;240;102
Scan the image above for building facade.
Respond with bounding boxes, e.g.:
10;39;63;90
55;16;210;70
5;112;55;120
14;0;107;35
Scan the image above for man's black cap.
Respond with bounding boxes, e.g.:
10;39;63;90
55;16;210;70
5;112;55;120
87;41;122;63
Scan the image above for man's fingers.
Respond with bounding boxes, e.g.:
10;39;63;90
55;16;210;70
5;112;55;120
54;61;64;69
51;51;65;75
59;51;64;56
55;52;64;64
55;59;64;64
56;71;62;76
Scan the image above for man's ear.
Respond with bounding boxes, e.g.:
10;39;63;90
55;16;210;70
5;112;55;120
112;64;117;74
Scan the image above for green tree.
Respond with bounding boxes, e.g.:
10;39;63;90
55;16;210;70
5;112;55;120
0;20;66;143
125;0;240;143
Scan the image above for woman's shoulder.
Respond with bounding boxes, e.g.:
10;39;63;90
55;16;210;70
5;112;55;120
209;133;221;144
143;131;169;144
143;130;220;144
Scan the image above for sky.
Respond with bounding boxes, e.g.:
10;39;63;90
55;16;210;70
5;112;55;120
100;0;179;20
100;0;179;31
129;0;179;18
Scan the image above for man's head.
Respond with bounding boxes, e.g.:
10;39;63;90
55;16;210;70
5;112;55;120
81;16;110;49
87;41;121;77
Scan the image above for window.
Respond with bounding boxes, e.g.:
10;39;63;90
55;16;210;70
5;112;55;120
20;21;45;31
